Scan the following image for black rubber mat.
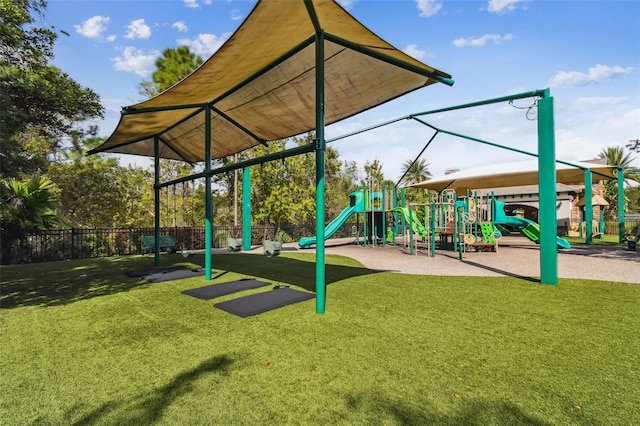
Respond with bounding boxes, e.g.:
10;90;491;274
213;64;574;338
125;266;188;278
143;268;206;283
213;287;315;317
182;279;270;300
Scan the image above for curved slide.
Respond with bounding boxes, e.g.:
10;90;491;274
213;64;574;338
499;215;571;249
390;207;428;237
298;205;357;248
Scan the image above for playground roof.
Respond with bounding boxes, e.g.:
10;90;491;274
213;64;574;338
410;159;619;194
88;0;452;162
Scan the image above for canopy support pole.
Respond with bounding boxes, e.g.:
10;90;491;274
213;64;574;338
314;28;326;314
243;167;251;251
537;91;558;285
585;170;593;244
154;136;161;267
618;167;625;242
204;105;213;280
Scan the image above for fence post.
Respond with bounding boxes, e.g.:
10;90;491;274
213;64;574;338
71;228;76;259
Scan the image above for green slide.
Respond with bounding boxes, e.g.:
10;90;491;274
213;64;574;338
493;200;571;249
391;207;429;237
501;216;571;249
298;205;357;248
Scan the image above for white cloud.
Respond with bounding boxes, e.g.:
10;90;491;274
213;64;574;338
607;108;640;129
172;21;188;33
230;9;243;21
106;34;116;42
453;33;513;47
112;47;159;77
487;0;530;15
337;0;357;9
573;96;627;110
415;0;443;18
183;0;210;8
125;19;151;40
177;33;227;56
404;44;426;60
548;64;636;88
74;16;110;39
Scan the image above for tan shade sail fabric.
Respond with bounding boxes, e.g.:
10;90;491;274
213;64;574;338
576;194;610;207
410;160;619;195
89;0;452;162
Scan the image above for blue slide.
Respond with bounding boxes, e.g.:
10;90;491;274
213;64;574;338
298;205;357;248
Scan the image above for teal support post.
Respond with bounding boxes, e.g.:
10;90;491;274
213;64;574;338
204;105;213;280
242;167;251;251
153;136;161;266
430;203;436;257
382;183;387;247
584;170;593;244
408;204;414;256
362;183;368;247
617;167;625;242
537;92;558;285
392;187;399;245
314;29;326;314
400;188;406;235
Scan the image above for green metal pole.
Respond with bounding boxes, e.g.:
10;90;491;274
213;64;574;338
584;170;593;244
430;203;436;257
204;105;213;281
401;188;406;235
617;167;625;242
314;29;326;314
242;167;251;251
408;204;414;256
362;182;368;247
382;183;387;247
537;91;558;285
153;136;161;267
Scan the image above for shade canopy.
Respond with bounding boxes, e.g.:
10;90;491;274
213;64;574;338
89;0;452;162
576;194;609;207
409;160;619;194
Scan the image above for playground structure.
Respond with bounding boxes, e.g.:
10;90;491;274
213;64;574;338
298;180;393;249
299;183;572;256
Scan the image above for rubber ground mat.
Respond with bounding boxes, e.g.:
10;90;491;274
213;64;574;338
125;266;188;278
182;279;270;300
143;268;206;283
213;287;315;317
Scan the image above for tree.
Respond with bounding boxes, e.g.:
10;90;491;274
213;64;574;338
399;158;432;186
363;159;384;186
597;146;640;217
0;175;63;262
137;46;203;98
1;0;104;178
625;185;640;214
627;138;640;153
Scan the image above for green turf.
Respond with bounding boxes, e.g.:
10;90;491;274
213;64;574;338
1;253;639;425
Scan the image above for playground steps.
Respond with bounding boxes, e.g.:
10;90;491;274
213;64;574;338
468;242;497;252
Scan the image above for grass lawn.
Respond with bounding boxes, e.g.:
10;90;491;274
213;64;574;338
564;234;625;246
1;252;639;425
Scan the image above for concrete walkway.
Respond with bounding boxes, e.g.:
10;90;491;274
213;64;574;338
270;236;639;284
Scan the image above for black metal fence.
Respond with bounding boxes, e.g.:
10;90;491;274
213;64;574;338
2;219;637;265
0;223;364;265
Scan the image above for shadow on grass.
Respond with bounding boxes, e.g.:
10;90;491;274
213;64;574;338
69;355;233;426
197;252;383;293
345;391;555;425
437;252;540;283
0;255;199;309
0;253;382;309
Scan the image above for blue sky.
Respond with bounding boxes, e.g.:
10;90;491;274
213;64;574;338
46;0;640;182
